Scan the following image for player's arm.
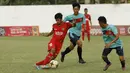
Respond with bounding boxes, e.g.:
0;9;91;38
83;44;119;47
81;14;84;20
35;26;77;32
64;15;74;23
64;15;76;27
105;26;119;48
44;29;53;37
71;22;76;27
67;22;76;28
43;26;54;37
64;16;69;22
110;26;119;44
89;15;92;26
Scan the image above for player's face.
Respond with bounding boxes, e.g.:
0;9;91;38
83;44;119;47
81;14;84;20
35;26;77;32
99;22;105;28
56;18;62;25
84;10;88;14
73;7;80;15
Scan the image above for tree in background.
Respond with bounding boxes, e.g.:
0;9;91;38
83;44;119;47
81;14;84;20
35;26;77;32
0;0;129;5
0;0;49;5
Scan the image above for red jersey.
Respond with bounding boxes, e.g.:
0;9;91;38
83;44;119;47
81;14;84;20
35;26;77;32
84;14;91;21
52;22;72;42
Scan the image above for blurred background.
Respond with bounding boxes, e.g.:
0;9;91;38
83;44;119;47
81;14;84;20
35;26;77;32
0;0;129;5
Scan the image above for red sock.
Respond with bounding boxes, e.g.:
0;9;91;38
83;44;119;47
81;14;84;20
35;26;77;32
36;53;53;65
36;60;44;65
82;31;85;41
87;32;90;42
86;30;90;42
43;53;53;65
53;53;58;60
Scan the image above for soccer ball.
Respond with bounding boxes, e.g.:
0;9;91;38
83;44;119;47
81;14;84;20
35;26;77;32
49;60;59;68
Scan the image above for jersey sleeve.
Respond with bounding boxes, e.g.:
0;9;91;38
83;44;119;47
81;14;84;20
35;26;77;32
64;16;69;22
64;15;73;23
111;26;118;35
89;14;91;21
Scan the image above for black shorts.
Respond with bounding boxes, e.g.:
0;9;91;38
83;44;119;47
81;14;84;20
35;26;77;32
102;46;124;56
69;33;80;46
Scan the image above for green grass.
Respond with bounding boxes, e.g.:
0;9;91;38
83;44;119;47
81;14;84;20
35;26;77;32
0;36;130;73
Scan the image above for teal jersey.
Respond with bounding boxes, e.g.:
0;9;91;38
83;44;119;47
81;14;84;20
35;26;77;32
64;13;86;37
102;24;122;48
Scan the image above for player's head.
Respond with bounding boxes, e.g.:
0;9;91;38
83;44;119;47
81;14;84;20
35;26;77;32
84;8;88;14
98;16;107;28
72;2;80;15
55;13;63;24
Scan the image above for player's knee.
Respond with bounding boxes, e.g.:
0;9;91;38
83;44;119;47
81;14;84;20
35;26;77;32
50;49;55;54
119;56;125;61
52;56;56;60
116;50;123;56
77;41;82;47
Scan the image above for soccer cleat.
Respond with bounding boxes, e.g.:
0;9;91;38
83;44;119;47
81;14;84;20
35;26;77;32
34;65;41;70
79;59;86;64
61;52;65;62
103;63;111;71
122;67;125;71
40;65;51;69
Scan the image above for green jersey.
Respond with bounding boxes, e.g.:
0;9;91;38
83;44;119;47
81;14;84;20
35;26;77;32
102;24;122;48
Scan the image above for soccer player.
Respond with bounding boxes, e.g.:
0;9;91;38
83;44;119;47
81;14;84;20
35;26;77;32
83;8;92;42
98;16;126;71
61;2;86;64
35;13;75;69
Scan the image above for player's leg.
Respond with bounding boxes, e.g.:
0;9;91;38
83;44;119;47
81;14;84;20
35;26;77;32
61;33;76;62
42;49;55;65
35;49;55;64
82;24;85;41
36;41;55;65
116;46;125;70
86;30;90;42
35;41;56;69
86;23;91;42
61;42;75;62
102;48;112;71
76;39;86;64
53;42;63;60
35;49;55;69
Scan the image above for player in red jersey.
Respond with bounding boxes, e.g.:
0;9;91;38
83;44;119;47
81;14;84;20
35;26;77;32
82;8;92;42
35;13;75;69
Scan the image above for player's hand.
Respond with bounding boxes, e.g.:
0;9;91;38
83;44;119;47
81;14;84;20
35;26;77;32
72;19;76;24
72;23;76;27
105;43;112;48
71;19;76;27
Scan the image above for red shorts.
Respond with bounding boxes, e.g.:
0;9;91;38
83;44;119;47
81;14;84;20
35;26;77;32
48;38;63;56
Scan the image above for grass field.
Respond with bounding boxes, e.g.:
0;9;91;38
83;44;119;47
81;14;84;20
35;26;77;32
0;36;130;73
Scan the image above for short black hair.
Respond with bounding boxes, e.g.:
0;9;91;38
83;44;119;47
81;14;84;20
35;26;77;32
72;2;80;9
98;16;107;24
84;8;88;10
55;13;62;19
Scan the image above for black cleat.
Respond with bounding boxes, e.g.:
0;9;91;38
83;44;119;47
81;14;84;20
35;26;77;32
79;59;86;64
103;63;111;71
61;52;65;62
